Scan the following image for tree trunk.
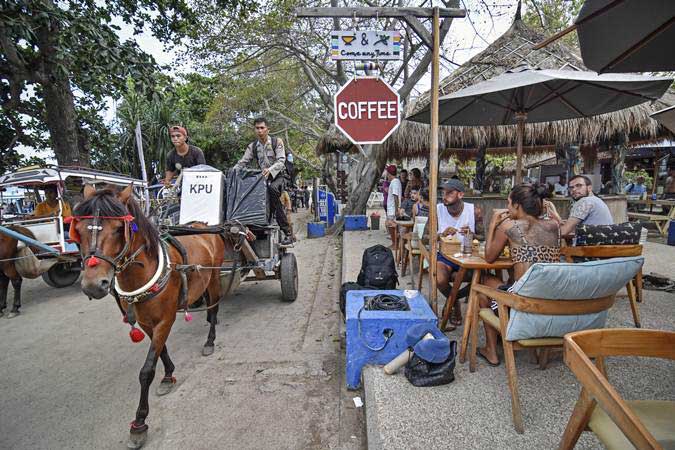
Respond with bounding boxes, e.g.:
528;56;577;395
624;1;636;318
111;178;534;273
610;144;626;195
474;146;487;192
41;75;84;166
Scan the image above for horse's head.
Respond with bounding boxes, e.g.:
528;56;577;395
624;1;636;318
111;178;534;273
74;184;157;299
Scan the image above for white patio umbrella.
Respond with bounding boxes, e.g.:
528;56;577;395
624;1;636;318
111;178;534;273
408;66;673;182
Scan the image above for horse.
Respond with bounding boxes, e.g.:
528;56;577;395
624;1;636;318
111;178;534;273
73;184;232;449
0;225;36;318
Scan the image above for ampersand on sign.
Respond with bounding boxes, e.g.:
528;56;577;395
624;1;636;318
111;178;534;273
361;32;369;46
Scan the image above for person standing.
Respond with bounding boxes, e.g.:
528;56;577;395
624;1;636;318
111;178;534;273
400;169;409;198
385;165;402;249
234;117;293;244
548;175;613;236
163;126;206;185
404;168;423;199
303;186;310;209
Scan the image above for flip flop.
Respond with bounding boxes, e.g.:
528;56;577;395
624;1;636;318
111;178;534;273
477;350;500;367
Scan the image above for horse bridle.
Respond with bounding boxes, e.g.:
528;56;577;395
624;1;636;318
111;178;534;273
67;208;142;273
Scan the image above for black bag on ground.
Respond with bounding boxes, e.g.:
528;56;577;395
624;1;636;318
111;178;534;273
339;282;371;319
404;341;457;387
356;245;398;289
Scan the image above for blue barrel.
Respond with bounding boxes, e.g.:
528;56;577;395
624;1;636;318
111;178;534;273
668;221;675;246
307;221;326;238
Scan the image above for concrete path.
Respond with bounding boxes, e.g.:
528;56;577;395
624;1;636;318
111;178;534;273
342;226;675;450
0;210;365;450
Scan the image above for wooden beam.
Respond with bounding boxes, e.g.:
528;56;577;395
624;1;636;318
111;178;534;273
428;7;440;315
296;7;466;19
403;16;433;49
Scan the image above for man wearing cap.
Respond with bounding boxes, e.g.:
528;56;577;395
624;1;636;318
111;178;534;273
164;126;206;185
424;179;483;328
384;165;402;248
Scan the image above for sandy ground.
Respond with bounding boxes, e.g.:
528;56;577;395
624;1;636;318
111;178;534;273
0;210;365;450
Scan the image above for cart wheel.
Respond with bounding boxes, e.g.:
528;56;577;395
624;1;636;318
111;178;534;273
42;263;81;288
280;253;298;302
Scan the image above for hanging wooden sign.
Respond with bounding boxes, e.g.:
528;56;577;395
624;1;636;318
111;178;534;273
330;30;401;60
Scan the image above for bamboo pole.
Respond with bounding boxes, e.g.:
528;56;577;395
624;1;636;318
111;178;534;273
515;113;526;184
428;7;440;314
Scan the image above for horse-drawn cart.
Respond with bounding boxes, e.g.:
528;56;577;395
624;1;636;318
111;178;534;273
0;166;147;288
174;165;298;303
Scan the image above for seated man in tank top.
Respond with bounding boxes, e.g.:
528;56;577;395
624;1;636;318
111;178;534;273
423;179;484;329
475;184;561;366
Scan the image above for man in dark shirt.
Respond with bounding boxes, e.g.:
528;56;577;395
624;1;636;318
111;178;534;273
163;126;206;185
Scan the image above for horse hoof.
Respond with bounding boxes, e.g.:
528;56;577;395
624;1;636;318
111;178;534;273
202;345;214;356
156;377;176;396
6;311;19;319
127;428;147;449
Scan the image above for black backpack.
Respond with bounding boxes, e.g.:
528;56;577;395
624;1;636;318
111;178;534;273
357;245;398;289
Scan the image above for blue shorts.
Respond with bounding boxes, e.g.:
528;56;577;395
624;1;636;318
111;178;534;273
437;252;460;271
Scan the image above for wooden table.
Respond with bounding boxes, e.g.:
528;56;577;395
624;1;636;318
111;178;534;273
627;200;675;236
435;253;514;366
395;219;414;267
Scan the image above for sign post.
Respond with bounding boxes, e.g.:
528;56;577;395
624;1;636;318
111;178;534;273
333;77;401;145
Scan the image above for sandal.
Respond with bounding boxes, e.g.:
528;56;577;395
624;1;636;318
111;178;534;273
477;349;500;367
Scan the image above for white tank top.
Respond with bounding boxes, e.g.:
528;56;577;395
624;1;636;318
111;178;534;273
437;202;475;245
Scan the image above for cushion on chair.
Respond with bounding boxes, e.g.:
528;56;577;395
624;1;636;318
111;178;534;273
479;308;500;330
575;222;641;247
505;257;644;341
589;400;675;450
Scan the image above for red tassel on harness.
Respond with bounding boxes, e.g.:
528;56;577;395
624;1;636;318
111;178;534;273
86;256;100;267
129;327;145;343
149;283;161;293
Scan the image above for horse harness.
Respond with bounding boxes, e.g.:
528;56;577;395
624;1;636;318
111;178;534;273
70;212;233;320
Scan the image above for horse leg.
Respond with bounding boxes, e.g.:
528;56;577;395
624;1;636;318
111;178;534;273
202;271;221;356
155;345;176;396
8;277;22;317
0;272;8;317
128;336;162;449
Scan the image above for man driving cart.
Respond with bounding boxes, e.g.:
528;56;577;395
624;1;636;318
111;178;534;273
234;117;293;245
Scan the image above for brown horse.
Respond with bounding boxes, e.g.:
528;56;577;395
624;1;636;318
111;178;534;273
0;225;37;318
74;184;230;448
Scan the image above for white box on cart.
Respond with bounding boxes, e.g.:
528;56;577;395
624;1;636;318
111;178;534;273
179;165;224;225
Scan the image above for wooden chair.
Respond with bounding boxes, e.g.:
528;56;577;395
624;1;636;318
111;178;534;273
402;216;427;279
468;284;617;433
559;328;675;450
560;245;643;327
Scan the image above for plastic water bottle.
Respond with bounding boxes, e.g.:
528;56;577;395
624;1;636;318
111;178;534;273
639;227;648;245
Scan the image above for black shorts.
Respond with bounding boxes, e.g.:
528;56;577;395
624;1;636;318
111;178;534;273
489;284;513;316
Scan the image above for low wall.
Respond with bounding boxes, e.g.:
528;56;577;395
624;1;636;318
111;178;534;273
463;195;627;232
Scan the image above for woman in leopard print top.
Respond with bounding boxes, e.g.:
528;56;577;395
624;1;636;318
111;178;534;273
476;184;561;366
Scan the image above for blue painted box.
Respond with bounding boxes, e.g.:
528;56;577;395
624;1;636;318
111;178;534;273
345;290;438;389
344;215;368;231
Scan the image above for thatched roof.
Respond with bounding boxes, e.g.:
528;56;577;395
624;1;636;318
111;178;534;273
316;5;674;158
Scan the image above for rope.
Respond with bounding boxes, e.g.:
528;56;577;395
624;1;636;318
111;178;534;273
0;251;63;263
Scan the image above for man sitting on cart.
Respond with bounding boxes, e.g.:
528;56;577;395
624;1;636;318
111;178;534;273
233;117;293;245
33;185;72;218
163;125;206;185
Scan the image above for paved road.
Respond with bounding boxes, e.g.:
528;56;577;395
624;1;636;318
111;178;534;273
0;211;364;450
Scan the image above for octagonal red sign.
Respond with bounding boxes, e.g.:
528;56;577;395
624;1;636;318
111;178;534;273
334;77;401;145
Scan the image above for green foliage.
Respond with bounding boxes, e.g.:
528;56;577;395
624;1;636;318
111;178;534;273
522;0;584;48
624;169;653;189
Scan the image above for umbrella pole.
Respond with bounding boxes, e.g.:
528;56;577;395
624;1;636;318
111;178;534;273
515;113;526;184
428;6;440;314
